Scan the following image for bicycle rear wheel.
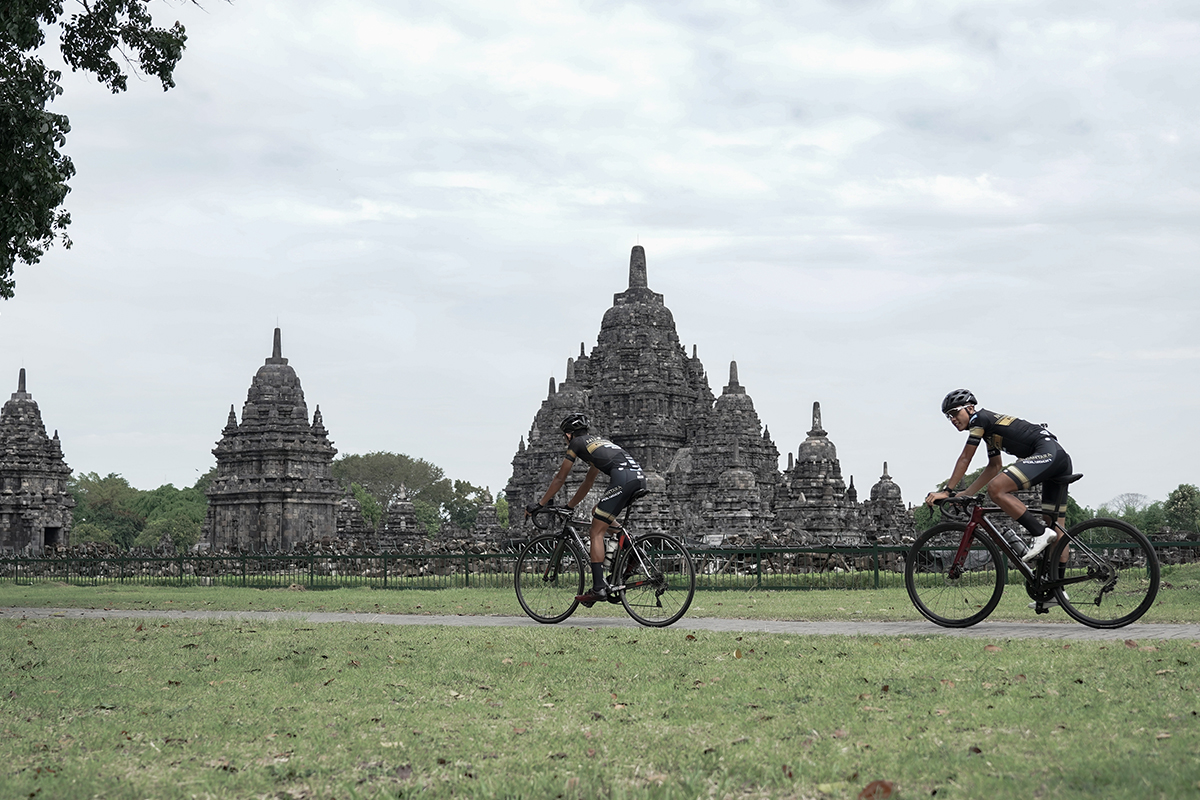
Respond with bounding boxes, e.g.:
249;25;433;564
905;522;1006;627
1052;518;1159;628
514;534;586;624
615;533;695;628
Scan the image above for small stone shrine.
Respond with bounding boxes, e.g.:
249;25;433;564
203;329;340;550
505;246;914;544
0;369;74;552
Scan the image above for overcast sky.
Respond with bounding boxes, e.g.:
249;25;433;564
4;0;1198;511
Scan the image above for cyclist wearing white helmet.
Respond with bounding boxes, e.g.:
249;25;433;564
525;413;647;607
926;390;1073;567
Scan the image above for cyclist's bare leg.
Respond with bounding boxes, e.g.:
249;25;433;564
588;516;610;571
986;474;1027;519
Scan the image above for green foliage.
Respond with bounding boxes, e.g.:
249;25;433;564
70;474;206;551
350;483;382;530
1098;493;1166;535
495;493;509;529
69;472;143;549
332;451;451;508
1065;495;1094;528
1165;484;1200;533
412;499;440;536
192;465;216;493
68;521;113;545
334;451;493;533
444;479;491;530
0;0;191;297
132;510;201;551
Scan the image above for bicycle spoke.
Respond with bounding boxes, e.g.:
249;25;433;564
514;534;586;624
1051;518;1159;628
905;523;1006;628
616;534;695;627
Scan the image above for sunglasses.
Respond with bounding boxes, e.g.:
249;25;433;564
945;406;966;420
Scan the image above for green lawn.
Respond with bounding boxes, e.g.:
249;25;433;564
2;617;1198;799
3;560;1199;623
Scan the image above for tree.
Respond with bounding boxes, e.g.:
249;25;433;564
1;0;195;298
494;493;509;529
444;480;492;530
1165;484;1200;533
133;510;200;551
69;471;144;548
331;451;453;510
350;482;383;530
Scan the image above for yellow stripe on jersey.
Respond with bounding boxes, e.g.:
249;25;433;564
1007;465;1031;489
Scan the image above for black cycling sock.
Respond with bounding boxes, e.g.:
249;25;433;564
590;562;606;590
1057;561;1067;581
1016;510;1046;537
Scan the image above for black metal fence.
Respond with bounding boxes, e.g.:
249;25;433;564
2;541;1195;591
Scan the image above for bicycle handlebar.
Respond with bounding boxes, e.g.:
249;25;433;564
529;504;579;530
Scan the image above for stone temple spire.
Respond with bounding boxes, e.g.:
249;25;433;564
17;368;27;395
629;245;648;288
809;401;825;436
267;327;287;365
205;328;338;551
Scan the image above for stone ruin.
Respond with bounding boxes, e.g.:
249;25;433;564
505;246;915;546
203;329;341;551
0;369;74;552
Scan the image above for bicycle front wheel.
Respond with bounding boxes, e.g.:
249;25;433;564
615;533;695;628
514;534;586;624
905;523;1006;627
1052;518;1160;628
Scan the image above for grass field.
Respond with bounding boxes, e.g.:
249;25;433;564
1;617;1197;799
2;570;1198;799
3;559;1199;623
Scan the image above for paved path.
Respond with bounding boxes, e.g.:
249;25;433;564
3;607;1198;641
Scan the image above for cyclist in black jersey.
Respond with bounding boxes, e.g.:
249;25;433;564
926;389;1073;568
525;413;648;607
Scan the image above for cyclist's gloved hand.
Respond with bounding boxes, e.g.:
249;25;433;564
524;502;543;517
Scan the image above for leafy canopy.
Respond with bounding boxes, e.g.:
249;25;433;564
1;0;196;298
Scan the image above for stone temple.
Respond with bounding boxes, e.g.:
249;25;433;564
203;329;340;551
0;369;74;552
505;246;913;544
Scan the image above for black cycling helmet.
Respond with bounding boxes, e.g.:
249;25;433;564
941;389;977;415
559;413;589;435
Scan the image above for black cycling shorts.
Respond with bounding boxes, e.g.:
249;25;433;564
1001;439;1073;517
592;468;647;524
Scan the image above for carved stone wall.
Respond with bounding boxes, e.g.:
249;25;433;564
204;329;340;551
0;370;74;552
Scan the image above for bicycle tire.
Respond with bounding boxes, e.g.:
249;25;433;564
514;534;587;624
905;522;1007;628
614;533;695;628
1051;517;1160;628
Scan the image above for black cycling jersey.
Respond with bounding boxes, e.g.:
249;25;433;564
565;433;643;476
966;408;1073;516
566;433;647;523
966;409;1056;459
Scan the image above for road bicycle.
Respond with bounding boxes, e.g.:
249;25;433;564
905;478;1159;629
514;504;696;628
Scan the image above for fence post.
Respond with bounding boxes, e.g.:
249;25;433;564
309;552;315;589
756;547;762;589
383;553;388;590
242;554;247;588
464;554;470;588
872;545;880;590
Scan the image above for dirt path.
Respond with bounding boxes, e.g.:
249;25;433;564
3;607;1197;641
